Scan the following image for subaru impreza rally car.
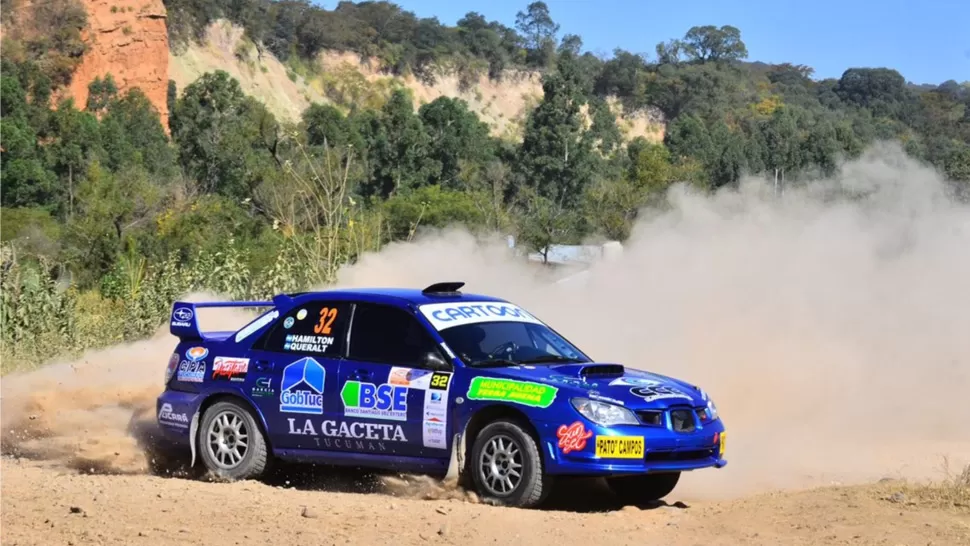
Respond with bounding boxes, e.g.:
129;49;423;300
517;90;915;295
157;282;726;507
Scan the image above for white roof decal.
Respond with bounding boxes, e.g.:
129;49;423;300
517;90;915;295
419;301;544;330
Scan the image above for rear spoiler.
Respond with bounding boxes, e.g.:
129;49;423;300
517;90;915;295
170;296;291;341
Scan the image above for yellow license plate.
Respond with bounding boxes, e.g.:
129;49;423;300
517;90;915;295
595;436;644;459
719;432;726;457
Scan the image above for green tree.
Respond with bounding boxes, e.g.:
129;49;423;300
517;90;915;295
0;71;57;209
100;88;177;177
358;89;437;198
515;1;559;67
302;103;354;149
46;99;104;215
515;52;596;208
654;24;748;66
86;74;119;112
170;70;281;199
418;96;493;189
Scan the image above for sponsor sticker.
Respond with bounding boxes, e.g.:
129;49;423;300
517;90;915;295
341;381;408;421
283;317;295;329
297;308;308;320
547;375;594;389
556;421;592;454
280;357;326;414
252;377;274;397
283;334;335;354
466;377;558;408
212;357;249;381
235;310;279;343
185;346;208;362
422;372;452;449
388;367;433;389
594;436;644;459
608;377;660;387
287;418;407;453
418;301;544;330
629;385;692;402
588;392;624;405
158;403;189;428
177;360;205;383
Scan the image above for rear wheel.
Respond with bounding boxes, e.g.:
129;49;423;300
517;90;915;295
470;419;551;508
198;400;268;480
607;472;681;505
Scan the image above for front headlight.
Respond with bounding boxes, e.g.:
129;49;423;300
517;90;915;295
570;397;639;426
706;398;719;421
698;388;719;421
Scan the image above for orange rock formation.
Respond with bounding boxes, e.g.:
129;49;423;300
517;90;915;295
66;0;169;131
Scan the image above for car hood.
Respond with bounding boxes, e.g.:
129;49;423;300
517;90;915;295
478;362;707;409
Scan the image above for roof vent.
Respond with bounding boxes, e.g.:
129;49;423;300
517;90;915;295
422;282;465;296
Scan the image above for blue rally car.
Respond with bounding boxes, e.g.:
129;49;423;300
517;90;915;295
157;282;726;507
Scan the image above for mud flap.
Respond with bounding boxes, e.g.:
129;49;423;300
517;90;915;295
189;410;200;467
444;431;466;481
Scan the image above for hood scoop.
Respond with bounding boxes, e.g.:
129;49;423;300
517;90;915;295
579;364;625;378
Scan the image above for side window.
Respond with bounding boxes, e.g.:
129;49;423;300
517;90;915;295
348;303;441;366
253;301;350;358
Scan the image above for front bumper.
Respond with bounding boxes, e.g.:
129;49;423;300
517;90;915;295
535;417;727;476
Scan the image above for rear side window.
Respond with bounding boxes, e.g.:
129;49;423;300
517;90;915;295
348;303;441;366
253;301;350;357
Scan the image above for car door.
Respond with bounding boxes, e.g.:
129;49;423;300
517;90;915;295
247;299;351;451
337;301;454;459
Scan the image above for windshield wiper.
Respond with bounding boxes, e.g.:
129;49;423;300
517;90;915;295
468;358;519;368
517;355;585;364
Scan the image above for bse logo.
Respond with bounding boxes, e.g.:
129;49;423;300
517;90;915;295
280;357;325;414
341;381;408;421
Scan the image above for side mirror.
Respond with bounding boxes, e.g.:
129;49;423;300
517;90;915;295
422;351;451;371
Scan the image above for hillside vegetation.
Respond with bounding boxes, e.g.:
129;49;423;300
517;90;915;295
2;0;969;371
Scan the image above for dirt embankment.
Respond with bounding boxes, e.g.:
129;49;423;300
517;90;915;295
64;0;170;130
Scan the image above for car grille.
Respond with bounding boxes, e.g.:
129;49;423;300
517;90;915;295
635;410;663;426
670;409;696;432
635;407;707;433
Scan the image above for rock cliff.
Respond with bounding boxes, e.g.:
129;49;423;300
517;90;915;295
66;0;169;130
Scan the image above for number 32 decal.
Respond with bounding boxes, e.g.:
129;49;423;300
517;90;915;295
314;307;338;335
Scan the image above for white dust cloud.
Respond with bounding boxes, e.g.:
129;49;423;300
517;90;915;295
2;142;968;501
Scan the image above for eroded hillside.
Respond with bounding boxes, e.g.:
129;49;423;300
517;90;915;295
168;20;665;142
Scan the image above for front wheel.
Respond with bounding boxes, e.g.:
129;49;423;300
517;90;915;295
470;419;551;508
198;400;269;480
607;472;681;505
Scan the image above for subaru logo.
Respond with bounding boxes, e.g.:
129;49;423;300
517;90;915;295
173;307;193;322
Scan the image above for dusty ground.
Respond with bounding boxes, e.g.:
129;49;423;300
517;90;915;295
2;456;968;546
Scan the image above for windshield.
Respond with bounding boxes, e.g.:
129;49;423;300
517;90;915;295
418;301;591;367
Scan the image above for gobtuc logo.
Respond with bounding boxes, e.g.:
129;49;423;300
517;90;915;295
556;421;593;454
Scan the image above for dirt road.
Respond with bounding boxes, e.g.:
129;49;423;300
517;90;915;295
2;456;968;546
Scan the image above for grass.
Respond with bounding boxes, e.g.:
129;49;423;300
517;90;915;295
880;458;970;510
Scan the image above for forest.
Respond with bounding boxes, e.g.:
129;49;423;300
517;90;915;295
1;0;969;371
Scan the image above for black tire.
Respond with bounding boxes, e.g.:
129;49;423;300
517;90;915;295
607;472;681;505
198;400;269;480
469;419;551;508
